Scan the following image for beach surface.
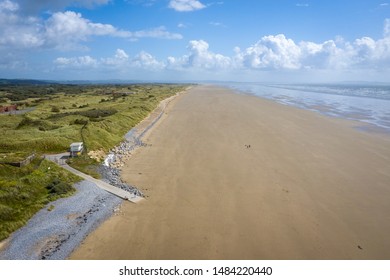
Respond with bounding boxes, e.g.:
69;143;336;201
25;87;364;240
70;85;390;259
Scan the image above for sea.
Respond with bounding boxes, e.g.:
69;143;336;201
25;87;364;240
221;82;390;134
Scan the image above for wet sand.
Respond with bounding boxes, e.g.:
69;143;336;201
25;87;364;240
71;85;390;259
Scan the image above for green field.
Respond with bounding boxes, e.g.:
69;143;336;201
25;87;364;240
0;83;187;241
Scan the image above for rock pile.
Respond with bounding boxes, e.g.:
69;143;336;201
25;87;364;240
99;133;145;197
104;137;145;169
99;100;165;198
99;165;143;197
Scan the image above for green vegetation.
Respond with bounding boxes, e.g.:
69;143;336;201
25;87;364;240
66;155;101;179
0;82;187;241
0;152;31;164
0;159;80;241
0;84;185;153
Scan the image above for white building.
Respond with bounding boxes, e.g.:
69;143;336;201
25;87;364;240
70;142;84;157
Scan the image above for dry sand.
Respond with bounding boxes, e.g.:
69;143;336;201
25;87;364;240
71;85;390;260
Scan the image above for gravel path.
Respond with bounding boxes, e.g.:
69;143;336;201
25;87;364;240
0;180;121;260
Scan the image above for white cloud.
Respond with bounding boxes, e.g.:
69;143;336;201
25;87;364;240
51;18;390;79
300;39;354;69
54;55;98;68
233;20;390;72
46;11;121;38
186;40;231;69
0;4;130;50
0;2;44;49
168;0;206;12
295;3;309;7
131;26;183;40
132;51;164;69
351;36;390;67
45;11;131;50
2;2;390;82
237;34;302;70
209;21;226;27
385;18;390;37
102;49;130;66
0;0;18;11
115;49;129;60
166;40;231;70
0;3;182;51
55;49;164;72
53;41;231;74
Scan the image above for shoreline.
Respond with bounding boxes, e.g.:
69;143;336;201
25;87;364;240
0;90;185;260
224;83;390;135
71;85;390;259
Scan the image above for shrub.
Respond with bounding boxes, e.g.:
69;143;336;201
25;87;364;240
17;116;34;128
46;179;73;196
79;108;118;118
51;106;60;113
73;119;88;125
17;117;59;131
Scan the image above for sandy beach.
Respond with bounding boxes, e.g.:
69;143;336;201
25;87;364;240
70;85;390;260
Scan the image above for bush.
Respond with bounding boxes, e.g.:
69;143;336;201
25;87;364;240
17;117;59;131
73;118;88;125
46;179;74;196
79;108;118;119
17;116;34;128
51;106;60;113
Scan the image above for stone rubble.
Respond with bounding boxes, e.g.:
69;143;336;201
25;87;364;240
99;131;146;198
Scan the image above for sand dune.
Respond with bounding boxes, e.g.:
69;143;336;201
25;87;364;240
71;85;390;260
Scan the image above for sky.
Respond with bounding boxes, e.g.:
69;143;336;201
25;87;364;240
0;0;390;82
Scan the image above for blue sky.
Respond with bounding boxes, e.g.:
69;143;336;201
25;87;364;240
0;0;389;82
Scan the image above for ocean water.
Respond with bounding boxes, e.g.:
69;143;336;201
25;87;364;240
223;82;390;133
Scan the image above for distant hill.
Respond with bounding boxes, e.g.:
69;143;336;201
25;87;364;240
0;79;190;86
0;79;56;85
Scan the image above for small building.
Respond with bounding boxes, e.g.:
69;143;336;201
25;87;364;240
0;104;17;113
70;142;84;157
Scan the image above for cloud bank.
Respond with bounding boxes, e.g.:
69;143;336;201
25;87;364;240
53;18;390;81
55;49;164;71
0;2;182;51
1;1;390;81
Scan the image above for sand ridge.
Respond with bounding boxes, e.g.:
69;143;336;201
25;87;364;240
70;85;390;260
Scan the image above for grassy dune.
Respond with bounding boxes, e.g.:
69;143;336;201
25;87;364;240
1;84;184;153
0;83;187;241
